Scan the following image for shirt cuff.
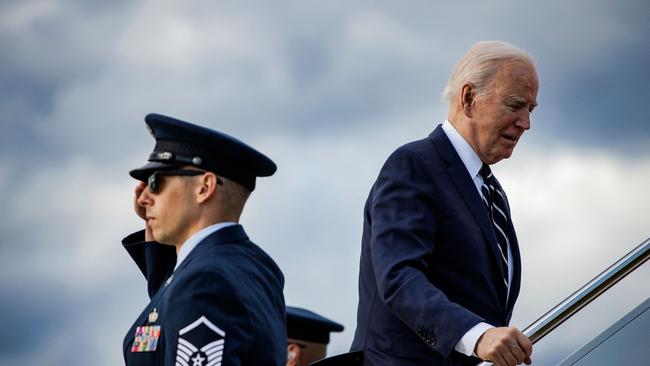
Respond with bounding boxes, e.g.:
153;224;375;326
454;322;494;356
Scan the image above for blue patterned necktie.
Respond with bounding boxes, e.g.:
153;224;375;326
479;163;510;290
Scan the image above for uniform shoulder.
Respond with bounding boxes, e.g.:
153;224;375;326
183;240;284;289
170;260;240;295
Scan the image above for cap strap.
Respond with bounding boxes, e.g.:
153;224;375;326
149;151;203;166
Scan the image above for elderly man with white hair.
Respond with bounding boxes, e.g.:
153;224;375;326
348;41;538;366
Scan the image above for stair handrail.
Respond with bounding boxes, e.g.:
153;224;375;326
479;237;649;365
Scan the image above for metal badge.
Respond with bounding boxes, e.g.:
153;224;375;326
148;308;159;323
192;156;202;166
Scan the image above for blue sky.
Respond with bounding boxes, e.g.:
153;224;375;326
1;1;648;365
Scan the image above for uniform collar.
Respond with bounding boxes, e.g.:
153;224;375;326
174;221;237;271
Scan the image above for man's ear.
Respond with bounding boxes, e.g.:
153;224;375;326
286;343;301;366
460;82;475;118
196;172;218;204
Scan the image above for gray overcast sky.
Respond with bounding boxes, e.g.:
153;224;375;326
1;1;648;365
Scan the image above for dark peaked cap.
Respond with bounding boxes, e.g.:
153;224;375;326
286;306;344;344
130;113;276;191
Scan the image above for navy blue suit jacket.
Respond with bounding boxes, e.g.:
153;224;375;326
122;224;287;365
350;126;521;365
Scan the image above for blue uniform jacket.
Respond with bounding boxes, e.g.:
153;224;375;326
122;224;287;366
350;126;522;365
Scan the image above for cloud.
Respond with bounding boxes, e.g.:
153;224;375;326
3;0;646;164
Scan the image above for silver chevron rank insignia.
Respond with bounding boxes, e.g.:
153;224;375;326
175;316;225;366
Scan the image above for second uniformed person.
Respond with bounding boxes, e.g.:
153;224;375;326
122;113;286;365
285;306;344;366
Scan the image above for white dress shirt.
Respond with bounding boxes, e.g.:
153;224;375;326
174;221;237;271
441;120;514;356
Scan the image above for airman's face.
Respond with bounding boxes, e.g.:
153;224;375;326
137;173;198;246
467;60;539;164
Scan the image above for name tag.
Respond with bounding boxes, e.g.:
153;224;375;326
132;325;161;352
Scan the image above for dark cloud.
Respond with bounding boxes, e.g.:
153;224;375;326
0;0;134;161
0;273;142;365
541;43;649;149
3;0;646;162
0;281;74;354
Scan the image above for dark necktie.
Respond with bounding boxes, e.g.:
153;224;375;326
479;163;510;290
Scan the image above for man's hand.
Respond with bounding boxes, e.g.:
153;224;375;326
475;327;532;366
134;182;154;241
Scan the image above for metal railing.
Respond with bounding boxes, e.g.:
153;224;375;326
480;237;650;365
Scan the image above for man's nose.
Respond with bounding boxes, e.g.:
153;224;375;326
137;186;153;207
516;111;531;131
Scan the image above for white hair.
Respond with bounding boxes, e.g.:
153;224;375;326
442;41;535;104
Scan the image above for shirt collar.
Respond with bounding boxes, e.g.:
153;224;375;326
174;221;237;271
441;120;483;180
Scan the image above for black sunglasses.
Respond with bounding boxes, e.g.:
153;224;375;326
147;169;222;194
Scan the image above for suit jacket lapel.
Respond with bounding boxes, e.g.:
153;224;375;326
504;199;522;318
429;126;509;292
506;231;521;320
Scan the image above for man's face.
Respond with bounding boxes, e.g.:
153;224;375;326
467;60;539;164
286;340;327;366
138;173;199;245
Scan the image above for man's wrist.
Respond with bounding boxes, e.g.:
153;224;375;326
454;322;493;357
474;330;486;356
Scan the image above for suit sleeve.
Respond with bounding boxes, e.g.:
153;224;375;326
369;147;484;358
162;270;252;366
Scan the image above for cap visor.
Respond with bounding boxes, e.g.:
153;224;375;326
129;161;184;181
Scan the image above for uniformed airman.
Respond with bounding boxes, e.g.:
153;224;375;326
122;113;286;365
